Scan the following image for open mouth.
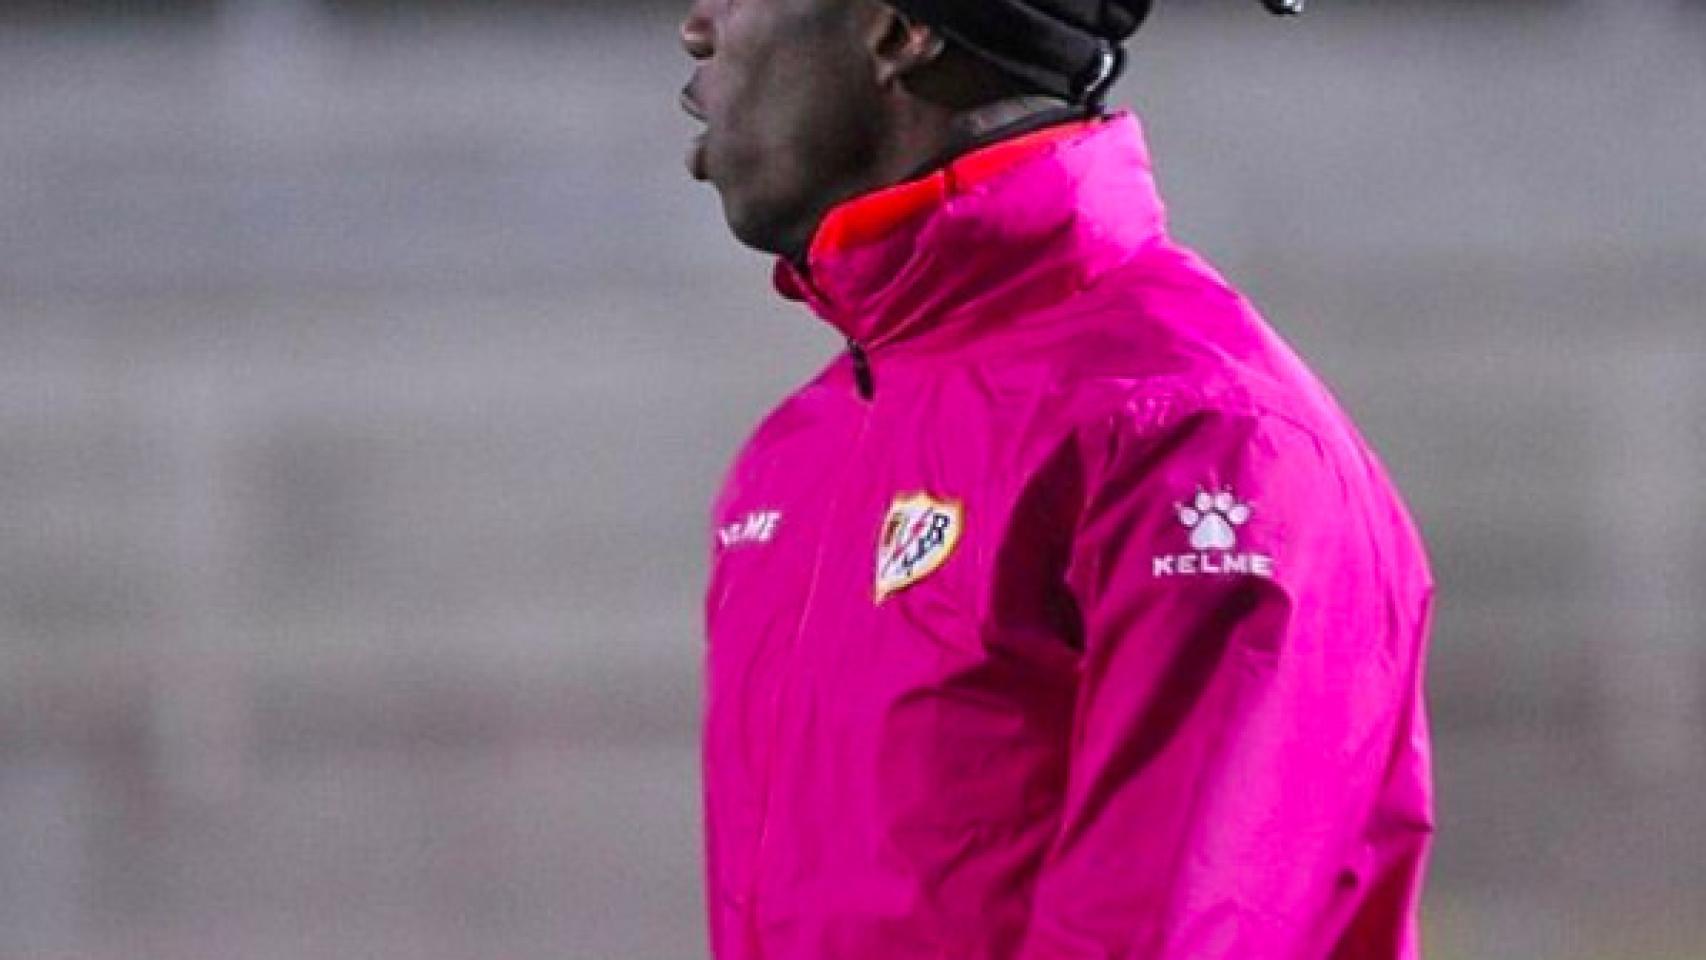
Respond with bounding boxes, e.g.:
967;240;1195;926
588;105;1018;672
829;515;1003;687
679;88;707;124
680;88;710;181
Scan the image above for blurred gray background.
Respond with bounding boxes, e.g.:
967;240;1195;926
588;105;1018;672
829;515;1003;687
1;0;1703;957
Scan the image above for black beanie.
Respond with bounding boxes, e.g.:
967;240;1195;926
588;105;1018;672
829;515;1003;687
885;0;1303;105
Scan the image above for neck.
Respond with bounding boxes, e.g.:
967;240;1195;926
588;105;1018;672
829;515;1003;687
905;95;1085;180
954;95;1081;142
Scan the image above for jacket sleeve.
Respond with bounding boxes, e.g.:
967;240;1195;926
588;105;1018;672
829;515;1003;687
1015;404;1426;959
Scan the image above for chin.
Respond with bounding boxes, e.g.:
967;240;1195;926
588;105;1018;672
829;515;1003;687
723;197;800;259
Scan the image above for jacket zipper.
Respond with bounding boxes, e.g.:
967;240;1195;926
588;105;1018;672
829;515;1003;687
847;338;875;401
790;258;874;402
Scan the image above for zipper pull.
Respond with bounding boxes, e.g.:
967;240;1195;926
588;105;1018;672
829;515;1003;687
847;338;875;401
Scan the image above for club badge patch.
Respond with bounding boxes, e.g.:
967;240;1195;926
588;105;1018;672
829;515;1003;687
876;494;963;602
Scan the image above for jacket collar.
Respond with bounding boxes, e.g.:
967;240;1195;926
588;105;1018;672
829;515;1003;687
773;111;1167;353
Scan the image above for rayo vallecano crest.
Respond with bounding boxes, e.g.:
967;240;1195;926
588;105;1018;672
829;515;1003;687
876;494;963;601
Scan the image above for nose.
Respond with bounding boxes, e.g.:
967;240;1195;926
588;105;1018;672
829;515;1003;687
680;1;714;61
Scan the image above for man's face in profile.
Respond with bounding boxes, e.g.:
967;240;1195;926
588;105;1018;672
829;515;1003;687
679;0;888;258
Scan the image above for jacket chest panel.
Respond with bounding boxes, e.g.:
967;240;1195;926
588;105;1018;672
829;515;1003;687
710;403;995;704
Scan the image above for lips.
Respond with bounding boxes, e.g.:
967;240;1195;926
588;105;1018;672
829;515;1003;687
680;87;710;181
680;88;708;124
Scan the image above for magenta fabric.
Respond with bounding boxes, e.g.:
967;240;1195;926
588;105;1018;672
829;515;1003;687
702;112;1435;959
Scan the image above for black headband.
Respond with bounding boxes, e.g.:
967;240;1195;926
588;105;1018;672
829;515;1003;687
888;0;1303;105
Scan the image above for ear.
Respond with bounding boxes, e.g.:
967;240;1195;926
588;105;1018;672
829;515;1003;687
864;6;947;88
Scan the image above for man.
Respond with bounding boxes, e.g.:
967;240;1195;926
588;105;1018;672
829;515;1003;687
681;0;1434;957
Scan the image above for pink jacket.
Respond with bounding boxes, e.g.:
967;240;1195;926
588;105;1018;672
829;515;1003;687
703;112;1434;959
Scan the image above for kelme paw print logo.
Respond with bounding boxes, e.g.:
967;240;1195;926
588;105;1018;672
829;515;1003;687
1153;484;1272;580
1177;488;1252;552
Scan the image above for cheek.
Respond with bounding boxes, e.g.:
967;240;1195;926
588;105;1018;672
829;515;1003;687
725;54;875;180
705;7;883;247
719;7;867;145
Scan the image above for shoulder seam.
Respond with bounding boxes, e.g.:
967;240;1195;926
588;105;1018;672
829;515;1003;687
1104;385;1334;454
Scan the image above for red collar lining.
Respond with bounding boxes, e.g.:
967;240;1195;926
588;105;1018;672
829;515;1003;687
807;119;1100;262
